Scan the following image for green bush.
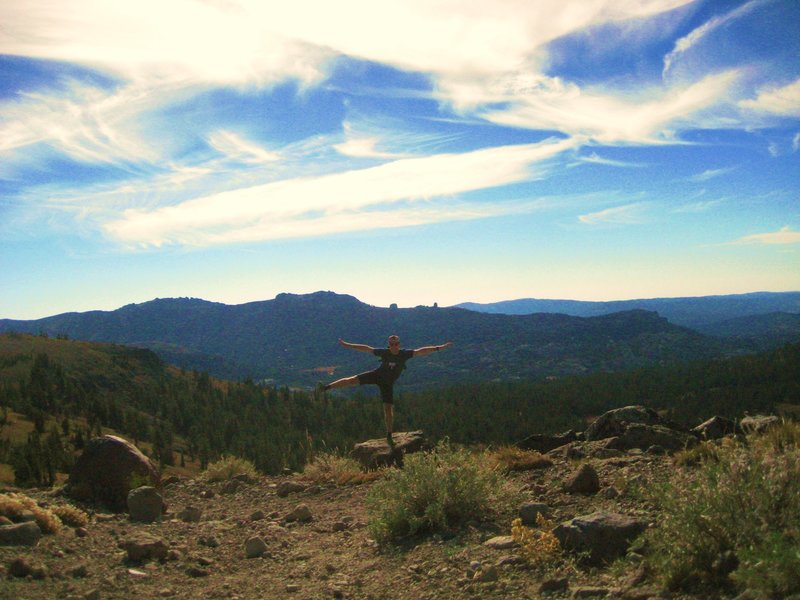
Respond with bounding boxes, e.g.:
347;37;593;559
365;442;516;543
645;422;800;598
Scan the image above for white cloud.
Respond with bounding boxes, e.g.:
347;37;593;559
688;167;735;182
207;131;281;164
481;71;739;144
793;132;800;152
578;153;647;168
672;198;724;213
662;0;763;78
739;78;800;117
578;202;649;225
103;137;578;246
729;226;800;246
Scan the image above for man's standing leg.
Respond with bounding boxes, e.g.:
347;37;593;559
380;384;395;446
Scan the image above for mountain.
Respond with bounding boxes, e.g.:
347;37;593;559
0;292;734;387
695;311;800;350
453;291;800;329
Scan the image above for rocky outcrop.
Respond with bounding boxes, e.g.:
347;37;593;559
584;406;666;441
65;435;161;512
740;414;780;434
692;415;741;440
517;430;578;453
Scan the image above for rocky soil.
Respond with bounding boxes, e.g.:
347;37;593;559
0;441;686;600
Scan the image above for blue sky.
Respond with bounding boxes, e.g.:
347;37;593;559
1;0;799;319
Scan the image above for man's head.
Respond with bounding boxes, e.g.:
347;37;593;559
388;335;400;353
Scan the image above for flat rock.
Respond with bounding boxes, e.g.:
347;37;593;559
351;431;428;469
0;521;42;546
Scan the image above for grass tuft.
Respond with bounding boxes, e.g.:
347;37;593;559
0;492;62;533
203;455;258;482
51;503;89;528
484;446;553;473
511;513;562;568
303;451;384;486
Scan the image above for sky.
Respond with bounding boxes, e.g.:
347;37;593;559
1;0;799;320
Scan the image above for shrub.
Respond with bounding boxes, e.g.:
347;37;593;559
366;442;517;543
511;513;562;568
484;446;553;473
303;452;383;486
0;492;62;534
203;455;258;482
645;422;800;597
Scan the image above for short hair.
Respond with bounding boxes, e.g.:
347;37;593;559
388;335;400;344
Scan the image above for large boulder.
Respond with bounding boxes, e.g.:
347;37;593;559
554;511;646;566
692;416;741;440
517;430;578;453
127;486;164;523
65;435;160;512
584;406;665;442
606;423;697;453
351;431;428;470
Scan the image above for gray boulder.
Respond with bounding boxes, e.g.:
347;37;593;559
122;534;169;562
127;486;163;522
584;406;666;441
554;511;646;566
351;431;428;470
66;435;160;512
0;522;42;546
692;416;741;440
606;423;697;452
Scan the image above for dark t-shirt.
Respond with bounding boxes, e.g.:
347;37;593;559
372;348;414;384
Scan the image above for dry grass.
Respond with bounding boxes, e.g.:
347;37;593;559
0;492;62;533
484;446;553;473
303;452;384;486
511;513;562;568
203;455;259;482
51;503;89;528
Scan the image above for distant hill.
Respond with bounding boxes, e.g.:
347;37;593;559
0;292;735;387
454;291;800;330
696;312;800;350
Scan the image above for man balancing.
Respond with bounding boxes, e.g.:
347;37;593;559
321;335;453;446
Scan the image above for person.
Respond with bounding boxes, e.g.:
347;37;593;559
321;335;453;445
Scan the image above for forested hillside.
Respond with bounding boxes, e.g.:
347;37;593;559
0;292;736;387
2;332;798;487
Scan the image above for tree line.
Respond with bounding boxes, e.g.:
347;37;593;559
1;336;798;486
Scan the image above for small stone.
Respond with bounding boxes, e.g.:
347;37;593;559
250;510;265;521
127;568;149;578
186;566;210;578
197;556;214;566
563;463;600;494
473;566;499;583
178;506;202;523
221;480;240;495
9;557;32;578
75;527;89;538
483;536;517;550
285;504;313;523
127;486;164;523
71;564;89;578
539;577;569;594
245;536;268;558
519;502;549;526
286;584;301;593
84;590;101;600
31;565;48;580
277;481;307;497
122;535;169;562
199;535;220;548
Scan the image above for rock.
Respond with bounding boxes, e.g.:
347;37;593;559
584;406;665;442
178;506;202;523
199;535;220;547
563;463;600;494
221;480;240;495
740;414;780;434
517;430;577;453
185;566;210;578
572;586;612;597
277;481;307;497
245;536;268;558
606;423;697;453
0;521;42;546
554;511;646;566
539;577;569;594
519;502;549;526
472;565;499;582
71;564;89;578
286;584;301;593
692;415;741;440
128;486;163;523
9;557;33;578
351;431;428;470
285;504;313;523
66;435;160;512
122;534;169;562
0;516;12;526
250;510;265;521
483;536;517;550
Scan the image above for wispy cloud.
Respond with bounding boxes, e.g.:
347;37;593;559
103;137;577;247
729;226;800;246
672;198;724;213
207;131;281;165
793;132;800;153
688;167;736;182
578;202;649;225
739;78;800;117
577;153;647;168
662;0;763;78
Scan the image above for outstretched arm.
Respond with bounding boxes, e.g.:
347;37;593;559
412;341;453;357
338;339;375;354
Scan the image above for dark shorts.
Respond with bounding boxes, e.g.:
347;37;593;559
356;369;395;404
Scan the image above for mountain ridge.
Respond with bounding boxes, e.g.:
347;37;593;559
0;291;735;387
